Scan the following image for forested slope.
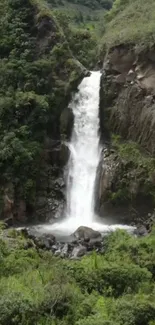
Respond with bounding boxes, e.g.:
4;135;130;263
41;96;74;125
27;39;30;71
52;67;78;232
0;0;86;223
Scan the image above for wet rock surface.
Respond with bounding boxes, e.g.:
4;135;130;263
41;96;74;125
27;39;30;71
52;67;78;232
100;45;155;154
96;145;155;229
73;226;102;241
20;226;108;258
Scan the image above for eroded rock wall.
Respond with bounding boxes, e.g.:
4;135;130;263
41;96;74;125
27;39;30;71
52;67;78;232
98;44;155;226
100;45;155;152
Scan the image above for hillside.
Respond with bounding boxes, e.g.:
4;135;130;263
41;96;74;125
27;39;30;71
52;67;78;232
48;0;114;35
49;0;113;10
0;0;87;224
101;0;155;50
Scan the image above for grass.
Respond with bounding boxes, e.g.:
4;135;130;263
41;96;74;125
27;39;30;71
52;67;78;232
101;0;155;51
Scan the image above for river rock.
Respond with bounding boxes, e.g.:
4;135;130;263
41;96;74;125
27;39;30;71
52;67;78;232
134;225;148;237
60;243;69;257
71;245;87;258
89;236;102;246
21;227;56;249
73;226;102;242
4;216;14;227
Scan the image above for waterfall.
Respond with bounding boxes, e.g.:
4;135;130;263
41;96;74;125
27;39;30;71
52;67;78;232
66;71;101;226
40;71;135;236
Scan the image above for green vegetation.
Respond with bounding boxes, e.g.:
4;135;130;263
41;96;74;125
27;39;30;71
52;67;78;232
0;0;85;214
112;135;155;174
0;0;116;218
107;135;155;205
1;227;155;324
101;0;155;50
54;11;97;67
48;0;114;37
61;0;113;10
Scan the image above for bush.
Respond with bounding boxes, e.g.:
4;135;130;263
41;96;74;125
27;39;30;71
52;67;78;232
114;295;155;325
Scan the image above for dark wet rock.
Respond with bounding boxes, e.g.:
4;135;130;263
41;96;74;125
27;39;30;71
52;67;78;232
71;245;87;258
21;227;55;250
60;243;69;257
73;226;102;241
55;249;62;256
134;225;148;237
34;235;55;250
4;217;14;227
89;236;102;246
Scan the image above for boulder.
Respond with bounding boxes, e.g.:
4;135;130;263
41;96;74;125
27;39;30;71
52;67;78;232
71;245;87;258
73;226;102;241
21;227;56;249
134;225;148;237
60;243;69;257
3;217;14;227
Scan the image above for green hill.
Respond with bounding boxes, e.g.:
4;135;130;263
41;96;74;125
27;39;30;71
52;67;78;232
101;0;155;51
48;0;114;34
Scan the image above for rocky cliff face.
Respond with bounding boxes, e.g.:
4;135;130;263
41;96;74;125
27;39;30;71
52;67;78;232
100;45;155;152
98;44;155;227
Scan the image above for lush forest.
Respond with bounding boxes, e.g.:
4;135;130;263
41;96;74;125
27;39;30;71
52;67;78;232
48;0;113;10
0;0;94;222
0;0;111;223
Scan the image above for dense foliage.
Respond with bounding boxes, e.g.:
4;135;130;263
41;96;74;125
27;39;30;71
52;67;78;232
48;0;114;37
0;0;84;213
60;0;113;10
1;226;155;324
48;0;113;10
54;11;97;67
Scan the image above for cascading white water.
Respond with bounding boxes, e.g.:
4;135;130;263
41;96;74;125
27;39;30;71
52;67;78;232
39;71;135;236
66;71;101;226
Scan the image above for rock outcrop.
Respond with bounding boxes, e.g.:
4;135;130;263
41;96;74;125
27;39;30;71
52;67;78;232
99;44;155;227
73;226;102;243
100;45;155;153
